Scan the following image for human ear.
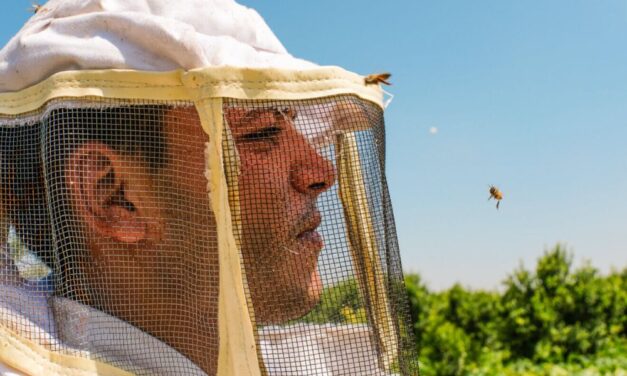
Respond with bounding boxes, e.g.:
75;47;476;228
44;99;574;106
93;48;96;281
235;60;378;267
64;142;149;243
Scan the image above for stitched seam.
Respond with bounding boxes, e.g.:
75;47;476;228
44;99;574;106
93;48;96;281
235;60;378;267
0;76;362;106
0;81;184;105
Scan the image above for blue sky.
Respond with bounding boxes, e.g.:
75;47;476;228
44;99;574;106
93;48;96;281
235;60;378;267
2;1;626;290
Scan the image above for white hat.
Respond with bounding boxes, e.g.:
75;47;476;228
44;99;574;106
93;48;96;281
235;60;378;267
0;0;317;92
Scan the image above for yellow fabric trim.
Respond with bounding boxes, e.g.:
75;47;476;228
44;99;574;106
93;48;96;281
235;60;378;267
221;115;268;375
336;132;399;371
0;70;189;115
183;66;383;107
0;325;133;376
195;99;262;376
0;67;383;116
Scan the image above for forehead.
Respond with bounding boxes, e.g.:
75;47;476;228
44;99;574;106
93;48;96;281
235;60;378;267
159;99;371;158
160;106;297;144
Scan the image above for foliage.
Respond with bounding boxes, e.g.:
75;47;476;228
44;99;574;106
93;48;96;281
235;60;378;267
406;244;627;375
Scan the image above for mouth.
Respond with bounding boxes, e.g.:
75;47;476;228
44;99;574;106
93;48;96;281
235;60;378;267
295;212;323;249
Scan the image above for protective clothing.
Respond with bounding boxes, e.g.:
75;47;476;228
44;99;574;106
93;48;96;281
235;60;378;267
0;1;418;375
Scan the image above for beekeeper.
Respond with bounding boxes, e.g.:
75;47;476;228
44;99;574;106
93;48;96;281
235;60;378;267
0;1;417;375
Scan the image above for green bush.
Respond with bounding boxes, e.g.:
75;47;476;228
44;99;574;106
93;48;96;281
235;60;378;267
500;245;626;363
406;244;626;375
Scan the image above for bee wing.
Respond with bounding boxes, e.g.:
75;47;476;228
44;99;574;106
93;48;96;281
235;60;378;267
365;73;392;86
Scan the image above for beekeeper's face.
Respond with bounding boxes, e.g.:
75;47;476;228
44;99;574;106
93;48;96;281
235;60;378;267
225;107;336;324
154;106;337;327
65;105;335;372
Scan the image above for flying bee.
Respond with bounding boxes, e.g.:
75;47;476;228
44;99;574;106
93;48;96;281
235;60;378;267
488;185;503;209
364;72;392;86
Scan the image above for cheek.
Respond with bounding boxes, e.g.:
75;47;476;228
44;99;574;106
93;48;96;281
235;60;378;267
169;151;207;195
238;151;291;213
240;151;287;180
237;151;297;270
154;183;219;309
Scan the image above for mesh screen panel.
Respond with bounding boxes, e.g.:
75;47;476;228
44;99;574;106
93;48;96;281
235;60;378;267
0;96;418;375
2;100;219;375
224;96;418;376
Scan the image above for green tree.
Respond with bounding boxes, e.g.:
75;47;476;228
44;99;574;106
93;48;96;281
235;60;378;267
405;244;626;374
499;245;626;363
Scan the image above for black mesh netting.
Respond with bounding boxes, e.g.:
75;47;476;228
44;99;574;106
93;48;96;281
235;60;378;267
0;96;418;376
224;96;418;376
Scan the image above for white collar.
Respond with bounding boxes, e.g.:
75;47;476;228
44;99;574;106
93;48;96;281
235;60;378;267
0;281;206;375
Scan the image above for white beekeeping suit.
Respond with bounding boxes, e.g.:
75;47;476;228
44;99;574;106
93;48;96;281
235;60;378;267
0;1;418;375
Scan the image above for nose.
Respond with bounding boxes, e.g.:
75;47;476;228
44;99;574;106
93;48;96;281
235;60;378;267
290;146;336;197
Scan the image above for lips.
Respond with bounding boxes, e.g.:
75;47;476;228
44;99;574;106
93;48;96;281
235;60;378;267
295;211;323;249
297;229;322;243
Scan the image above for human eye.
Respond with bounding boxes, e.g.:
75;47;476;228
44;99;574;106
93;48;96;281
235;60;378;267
239;125;282;143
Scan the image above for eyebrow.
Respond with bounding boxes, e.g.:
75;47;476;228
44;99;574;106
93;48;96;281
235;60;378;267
240;107;297;125
238;109;263;124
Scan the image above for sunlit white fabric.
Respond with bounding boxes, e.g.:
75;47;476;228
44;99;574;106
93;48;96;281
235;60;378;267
0;0;316;92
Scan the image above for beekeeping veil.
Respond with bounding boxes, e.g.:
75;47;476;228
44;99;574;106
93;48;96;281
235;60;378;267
0;1;418;375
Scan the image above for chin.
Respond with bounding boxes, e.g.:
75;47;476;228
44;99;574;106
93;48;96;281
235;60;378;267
305;267;323;302
288;267;324;320
258;269;323;325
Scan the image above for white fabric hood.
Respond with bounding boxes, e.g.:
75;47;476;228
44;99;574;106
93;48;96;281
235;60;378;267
0;0;317;92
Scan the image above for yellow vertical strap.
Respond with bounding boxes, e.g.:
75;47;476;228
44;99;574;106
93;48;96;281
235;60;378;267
336;132;399;370
194;98;261;376
221;115;267;376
